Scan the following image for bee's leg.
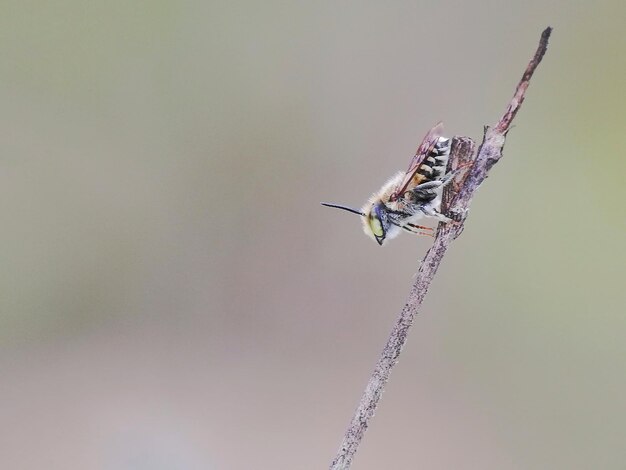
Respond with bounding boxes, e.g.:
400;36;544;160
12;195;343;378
440;171;456;186
440;167;467;188
441;162;474;188
409;181;441;203
412;180;442;191
421;205;453;223
401;222;434;236
406;223;433;232
401;224;434;238
411;164;471;198
434;212;453;223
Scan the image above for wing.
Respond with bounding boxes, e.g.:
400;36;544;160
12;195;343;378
390;122;444;201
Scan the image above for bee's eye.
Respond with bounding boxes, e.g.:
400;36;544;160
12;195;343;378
369;215;384;237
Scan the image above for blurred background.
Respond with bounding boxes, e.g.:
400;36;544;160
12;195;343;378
1;1;625;469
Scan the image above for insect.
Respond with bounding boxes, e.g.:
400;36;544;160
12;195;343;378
322;122;455;246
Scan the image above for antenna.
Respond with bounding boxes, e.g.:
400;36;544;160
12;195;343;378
321;202;365;217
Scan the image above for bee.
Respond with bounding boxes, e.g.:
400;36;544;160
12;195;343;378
322;122;454;246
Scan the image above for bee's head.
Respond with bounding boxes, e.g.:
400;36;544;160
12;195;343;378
320;201;393;246
363;202;390;246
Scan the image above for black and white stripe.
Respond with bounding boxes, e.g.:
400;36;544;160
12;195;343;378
416;137;450;181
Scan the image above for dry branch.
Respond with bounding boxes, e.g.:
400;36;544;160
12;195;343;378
329;27;552;470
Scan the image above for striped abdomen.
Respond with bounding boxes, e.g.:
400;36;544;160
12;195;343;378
411;137;451;188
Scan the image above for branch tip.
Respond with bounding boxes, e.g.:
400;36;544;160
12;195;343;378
497;27;552;133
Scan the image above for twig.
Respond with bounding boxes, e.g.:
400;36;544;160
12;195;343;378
329;27;552;470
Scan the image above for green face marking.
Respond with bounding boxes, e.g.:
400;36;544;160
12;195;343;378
369;215;384;237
